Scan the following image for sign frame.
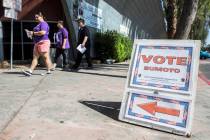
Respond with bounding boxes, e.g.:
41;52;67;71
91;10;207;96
119;39;201;136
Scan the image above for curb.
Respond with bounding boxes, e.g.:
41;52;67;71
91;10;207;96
198;72;210;85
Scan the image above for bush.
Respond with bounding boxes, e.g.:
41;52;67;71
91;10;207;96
94;31;132;62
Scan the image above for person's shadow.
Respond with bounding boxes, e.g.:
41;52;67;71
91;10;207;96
2;71;43;77
3;71;23;75
79;100;121;120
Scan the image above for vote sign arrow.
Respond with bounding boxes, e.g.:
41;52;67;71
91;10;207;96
138;102;180;117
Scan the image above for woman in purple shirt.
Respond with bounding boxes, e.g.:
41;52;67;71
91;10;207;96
23;12;53;76
53;20;70;69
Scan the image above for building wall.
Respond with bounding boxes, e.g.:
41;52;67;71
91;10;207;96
100;0;167;39
63;0;166;57
70;0;166;39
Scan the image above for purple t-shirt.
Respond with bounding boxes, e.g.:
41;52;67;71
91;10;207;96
33;21;49;43
56;27;70;49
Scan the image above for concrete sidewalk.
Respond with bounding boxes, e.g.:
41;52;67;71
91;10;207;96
0;63;210;140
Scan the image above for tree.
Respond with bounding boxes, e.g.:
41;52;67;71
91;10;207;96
189;0;210;44
163;0;210;41
174;0;199;39
165;0;177;39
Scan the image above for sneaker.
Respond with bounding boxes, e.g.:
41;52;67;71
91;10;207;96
51;63;57;71
46;70;51;74
22;69;32;76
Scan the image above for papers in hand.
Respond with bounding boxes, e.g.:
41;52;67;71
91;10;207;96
25;29;33;39
77;44;86;54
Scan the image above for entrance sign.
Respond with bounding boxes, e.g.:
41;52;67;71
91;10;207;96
119;40;200;136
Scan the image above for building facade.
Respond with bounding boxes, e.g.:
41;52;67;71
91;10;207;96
0;0;166;61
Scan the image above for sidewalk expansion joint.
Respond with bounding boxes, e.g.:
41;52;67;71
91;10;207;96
0;75;48;133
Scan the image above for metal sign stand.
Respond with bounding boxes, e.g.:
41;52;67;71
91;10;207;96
0;22;4;63
3;0;22;70
10;18;14;70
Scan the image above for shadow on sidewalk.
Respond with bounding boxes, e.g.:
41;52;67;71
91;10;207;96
79;101;185;136
2;72;24;75
79;101;121;120
94;64;129;69
2;71;44;76
74;71;127;79
92;67;128;71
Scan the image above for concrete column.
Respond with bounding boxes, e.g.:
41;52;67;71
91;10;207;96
60;0;77;62
0;21;3;62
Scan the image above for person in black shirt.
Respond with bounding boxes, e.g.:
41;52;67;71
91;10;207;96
72;18;92;70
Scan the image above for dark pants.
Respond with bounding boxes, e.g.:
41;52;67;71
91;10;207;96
73;47;92;69
54;48;69;66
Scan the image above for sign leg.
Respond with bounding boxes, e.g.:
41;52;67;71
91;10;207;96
10;18;13;70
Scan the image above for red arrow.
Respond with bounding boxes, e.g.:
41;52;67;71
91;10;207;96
138;102;180;117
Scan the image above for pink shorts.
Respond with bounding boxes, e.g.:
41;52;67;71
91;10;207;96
34;40;50;54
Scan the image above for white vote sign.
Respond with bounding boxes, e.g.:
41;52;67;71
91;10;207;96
119;40;200;136
124;91;190;132
130;46;192;93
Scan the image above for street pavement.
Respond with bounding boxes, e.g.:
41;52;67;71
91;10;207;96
199;59;210;85
0;62;209;140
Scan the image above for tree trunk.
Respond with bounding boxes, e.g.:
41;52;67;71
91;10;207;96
174;0;199;39
166;0;177;39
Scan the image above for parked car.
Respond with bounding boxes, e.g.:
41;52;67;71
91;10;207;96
200;51;210;59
